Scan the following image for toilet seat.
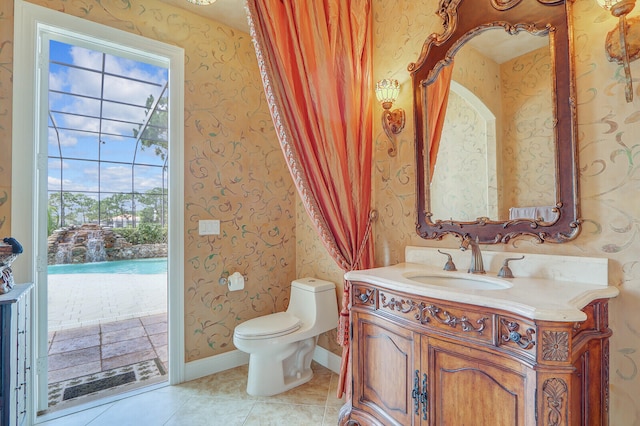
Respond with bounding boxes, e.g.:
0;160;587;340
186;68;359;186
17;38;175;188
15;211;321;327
234;312;301;340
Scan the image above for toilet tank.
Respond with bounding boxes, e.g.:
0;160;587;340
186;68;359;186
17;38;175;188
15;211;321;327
286;277;338;334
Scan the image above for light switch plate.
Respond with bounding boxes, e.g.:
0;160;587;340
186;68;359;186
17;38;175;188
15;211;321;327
199;219;220;235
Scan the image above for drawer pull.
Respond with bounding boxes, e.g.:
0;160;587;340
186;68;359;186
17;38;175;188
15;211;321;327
421;373;428;420
500;318;535;350
411;370;429;421
412;370;420;415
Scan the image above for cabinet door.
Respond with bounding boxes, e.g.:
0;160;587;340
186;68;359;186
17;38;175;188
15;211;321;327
425;337;535;426
352;312;419;426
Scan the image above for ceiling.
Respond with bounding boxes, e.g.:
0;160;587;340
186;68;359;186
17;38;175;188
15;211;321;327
159;0;250;33
467;29;549;64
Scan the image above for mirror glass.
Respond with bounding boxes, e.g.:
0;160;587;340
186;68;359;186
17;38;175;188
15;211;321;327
429;30;556;222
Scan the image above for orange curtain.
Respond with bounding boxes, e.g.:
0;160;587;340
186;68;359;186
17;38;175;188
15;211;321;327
427;64;454;179
246;0;374;399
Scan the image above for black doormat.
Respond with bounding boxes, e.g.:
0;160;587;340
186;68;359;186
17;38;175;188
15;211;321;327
48;358;167;408
63;371;136;400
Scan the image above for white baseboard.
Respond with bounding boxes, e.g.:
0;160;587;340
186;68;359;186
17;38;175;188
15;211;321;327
184;349;249;382
313;345;342;374
182;346;342;382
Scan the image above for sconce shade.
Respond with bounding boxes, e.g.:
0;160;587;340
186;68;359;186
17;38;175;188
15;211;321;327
375;79;405;156
597;0;638;101
596;0;635;16
375;79;401;108
186;0;217;5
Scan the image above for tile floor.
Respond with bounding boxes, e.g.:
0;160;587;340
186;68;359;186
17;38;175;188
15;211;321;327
38;362;344;425
47;313;168;385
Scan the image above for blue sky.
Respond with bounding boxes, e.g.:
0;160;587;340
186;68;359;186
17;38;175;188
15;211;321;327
48;40;169;195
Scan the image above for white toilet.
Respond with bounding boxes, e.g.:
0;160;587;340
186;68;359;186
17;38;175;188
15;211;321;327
233;277;338;396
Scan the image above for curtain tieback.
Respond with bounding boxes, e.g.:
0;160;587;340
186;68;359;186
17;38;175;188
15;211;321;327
351;209;377;272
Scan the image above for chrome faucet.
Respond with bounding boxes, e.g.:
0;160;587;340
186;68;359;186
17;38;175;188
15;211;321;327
460;234;485;274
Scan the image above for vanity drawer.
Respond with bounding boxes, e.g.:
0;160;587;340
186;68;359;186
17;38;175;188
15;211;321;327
496;315;537;362
372;286;493;345
352;283;377;309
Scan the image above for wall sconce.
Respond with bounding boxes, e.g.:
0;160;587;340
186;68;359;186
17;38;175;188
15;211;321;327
375;79;405;157
597;0;639;102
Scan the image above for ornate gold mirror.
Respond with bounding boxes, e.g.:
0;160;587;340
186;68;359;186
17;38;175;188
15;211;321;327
410;0;580;244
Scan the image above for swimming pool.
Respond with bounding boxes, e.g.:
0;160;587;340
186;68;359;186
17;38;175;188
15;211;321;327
48;258;168;275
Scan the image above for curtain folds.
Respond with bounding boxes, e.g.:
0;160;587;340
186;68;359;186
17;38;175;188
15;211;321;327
427;63;454;179
245;0;374;399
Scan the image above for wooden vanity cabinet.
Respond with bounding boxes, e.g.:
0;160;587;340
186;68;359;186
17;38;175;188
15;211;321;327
339;281;612;426
0;283;34;426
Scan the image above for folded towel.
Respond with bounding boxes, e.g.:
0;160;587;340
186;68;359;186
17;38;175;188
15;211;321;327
509;206;557;222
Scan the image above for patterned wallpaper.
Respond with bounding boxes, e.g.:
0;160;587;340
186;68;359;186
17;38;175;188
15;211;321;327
0;2;12;234
501;46;555;211
1;0;297;362
366;0;640;424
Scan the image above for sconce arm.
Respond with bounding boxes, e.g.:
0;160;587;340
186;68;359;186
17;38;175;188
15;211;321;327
381;108;406;157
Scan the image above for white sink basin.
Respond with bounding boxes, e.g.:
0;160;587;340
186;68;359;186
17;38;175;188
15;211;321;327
405;274;513;290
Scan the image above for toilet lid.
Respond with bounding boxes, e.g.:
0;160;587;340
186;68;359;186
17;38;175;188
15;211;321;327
235;312;301;339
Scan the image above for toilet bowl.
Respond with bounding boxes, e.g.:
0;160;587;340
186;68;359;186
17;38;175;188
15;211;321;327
233;277;338;396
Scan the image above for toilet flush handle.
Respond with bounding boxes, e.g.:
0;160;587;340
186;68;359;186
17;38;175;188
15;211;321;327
218;272;229;286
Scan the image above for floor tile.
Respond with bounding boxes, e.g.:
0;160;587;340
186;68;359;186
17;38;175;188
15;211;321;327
143;321;167;335
149;332;167;347
327;372;346;408
155;345;168;364
163;394;251;426
323;405;342;425
101;336;153;359
100;318;142;334
80;388;187;426
102;349;159;371
102;324;147;344
48;347;101;372
259;363;332;406
244;402;326;425
48;361;102;384
140;313;167;326
49;334;100;355
37;402;115;426
178;365;255;401
54;324;100;341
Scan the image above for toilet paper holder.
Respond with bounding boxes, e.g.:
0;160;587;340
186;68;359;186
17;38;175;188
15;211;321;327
218;271;248;286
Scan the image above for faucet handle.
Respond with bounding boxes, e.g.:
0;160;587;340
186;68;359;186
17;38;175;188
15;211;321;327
437;250;457;271
497;256;525;278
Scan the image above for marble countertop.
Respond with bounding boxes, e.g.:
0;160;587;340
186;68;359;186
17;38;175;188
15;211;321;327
345;261;619;322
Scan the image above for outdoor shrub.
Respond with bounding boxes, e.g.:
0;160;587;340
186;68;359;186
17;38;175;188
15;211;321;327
117;224;167;245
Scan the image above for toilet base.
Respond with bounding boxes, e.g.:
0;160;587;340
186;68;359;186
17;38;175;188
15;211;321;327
245;337;317;396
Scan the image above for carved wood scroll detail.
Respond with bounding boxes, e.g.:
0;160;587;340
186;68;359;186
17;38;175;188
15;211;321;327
499;318;535;350
380;292;487;333
490;0;523;10
354;287;376;306
543;378;568;426
437;0;462;36
542;331;569;361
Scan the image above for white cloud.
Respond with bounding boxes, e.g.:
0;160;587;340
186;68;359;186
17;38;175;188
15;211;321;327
48;128;79;148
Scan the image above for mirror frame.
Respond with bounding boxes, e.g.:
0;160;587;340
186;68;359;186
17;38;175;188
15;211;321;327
409;0;580;244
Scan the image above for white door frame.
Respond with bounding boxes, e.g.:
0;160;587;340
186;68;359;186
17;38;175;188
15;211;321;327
12;1;185;418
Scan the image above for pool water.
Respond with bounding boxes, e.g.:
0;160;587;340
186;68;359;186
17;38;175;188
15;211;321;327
48;258;167;275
